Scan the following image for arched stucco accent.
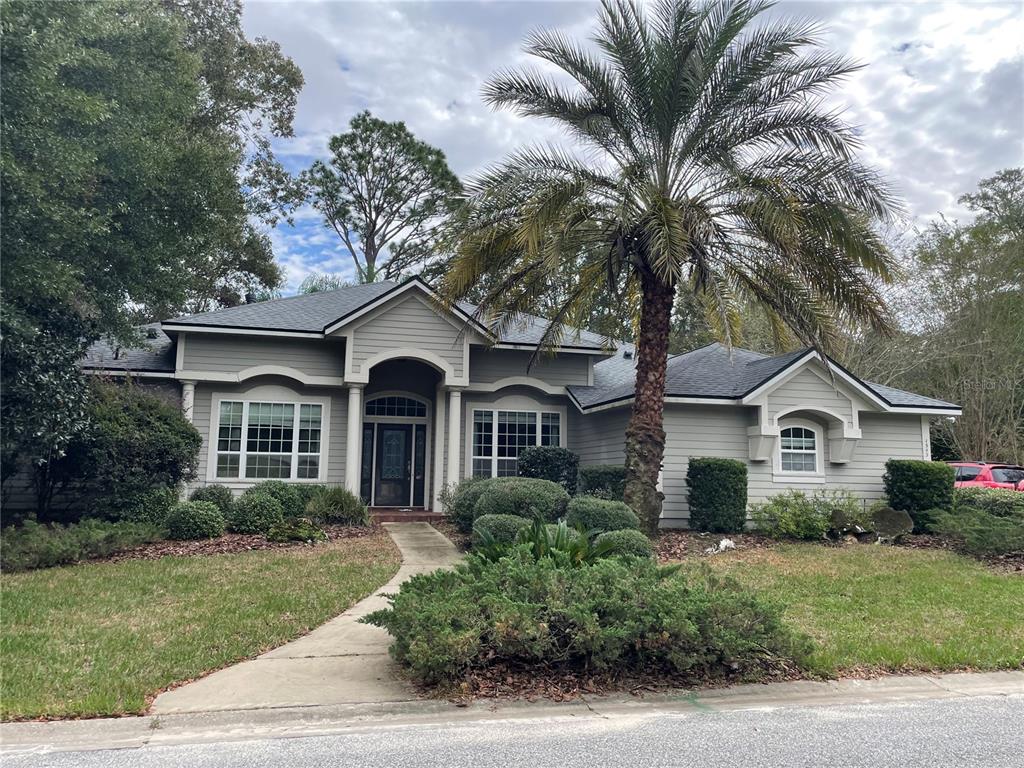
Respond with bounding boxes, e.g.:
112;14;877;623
348;347;461;385
234;365;345;387
464;376;566;396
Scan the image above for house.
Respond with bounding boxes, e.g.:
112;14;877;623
83;277;960;527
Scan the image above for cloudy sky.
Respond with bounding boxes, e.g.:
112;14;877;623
241;0;1024;293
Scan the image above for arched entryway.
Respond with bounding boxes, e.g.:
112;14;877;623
360;392;430;507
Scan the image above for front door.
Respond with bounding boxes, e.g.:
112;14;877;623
374;424;412;507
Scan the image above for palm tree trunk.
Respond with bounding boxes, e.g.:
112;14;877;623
623;271;675;535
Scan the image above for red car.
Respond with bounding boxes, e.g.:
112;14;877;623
949;462;1024;491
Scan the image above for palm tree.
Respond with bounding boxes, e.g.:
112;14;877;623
441;0;900;534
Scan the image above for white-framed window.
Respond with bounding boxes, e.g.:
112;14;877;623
469;406;562;478
211;391;328;482
776;421;822;476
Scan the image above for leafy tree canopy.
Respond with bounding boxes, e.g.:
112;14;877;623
303;111;463;283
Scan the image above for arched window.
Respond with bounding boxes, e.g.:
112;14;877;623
365;395;427;418
779;425;818;473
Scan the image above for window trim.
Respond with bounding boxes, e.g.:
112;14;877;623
206;387;331;485
773;418;825;483
464;395;566;479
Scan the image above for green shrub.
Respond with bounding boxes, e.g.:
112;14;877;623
471;514;531;546
363;552;812;686
517;447;579;495
165;501;224;540
121;486;180;526
293;483;329;509
686;458;748;533
929;508;1024;557
817;489;872;535
243;481;304;518
226;492;284;534
44;381;201;523
473;477;570;523
750;490;828;540
566;495;640;533
594;529;654;559
188;485;234;516
578;465;627;500
477;519;609;567
953;487;1024;518
305;486;370;526
883;460;955;531
0;519;163;572
266;517;328;543
445;477;495;533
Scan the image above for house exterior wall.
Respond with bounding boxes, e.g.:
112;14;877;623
468;348;590;388
347;294;467;381
191;376;348;493
762;366;857;425
182;335;345;378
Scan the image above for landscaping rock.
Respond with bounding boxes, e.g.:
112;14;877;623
872;506;914;543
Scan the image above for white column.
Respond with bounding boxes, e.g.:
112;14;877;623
345;384;363;495
181;380;196;423
432;385;447;512
446;388;462;491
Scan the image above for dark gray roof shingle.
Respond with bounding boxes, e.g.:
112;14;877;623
569;342;959;411
82;324;176;373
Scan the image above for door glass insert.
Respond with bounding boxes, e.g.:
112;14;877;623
380;429;406;480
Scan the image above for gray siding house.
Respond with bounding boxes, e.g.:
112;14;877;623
85;278;960;527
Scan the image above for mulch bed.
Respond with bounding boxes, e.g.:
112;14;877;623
431;520;470;551
434;659;805;704
101;524;384;564
896;534;1024;574
655;530;778;562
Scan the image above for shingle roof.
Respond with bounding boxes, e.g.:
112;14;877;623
568;342;959;411
162;278;611;350
82;324;176;373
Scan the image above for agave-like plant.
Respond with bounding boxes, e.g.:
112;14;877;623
441;0;901;534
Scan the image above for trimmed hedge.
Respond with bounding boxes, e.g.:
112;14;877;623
226;492;284;534
883;460;954;531
189;485;234;516
165;501;225;540
473;477;570;523
954;487;1024;518
243;481;305;518
594;529;654;558
306;487;370;526
578;465;627;501
0;519;163;572
517;447;579;495
686;458;748;533
445;477;495;533
471;514;531;546
363;552;812;685
565;496;640;533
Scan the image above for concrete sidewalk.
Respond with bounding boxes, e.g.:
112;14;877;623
150;522;462;715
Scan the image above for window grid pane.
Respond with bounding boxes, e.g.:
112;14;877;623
780;426;817;473
497;411;536;459
365;396;426;418
215;401;243;478
541;413;560;447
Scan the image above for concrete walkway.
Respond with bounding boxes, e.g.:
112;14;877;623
150;523;462;715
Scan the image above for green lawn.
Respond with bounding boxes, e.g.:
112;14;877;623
682;544;1024;675
1;533;400;719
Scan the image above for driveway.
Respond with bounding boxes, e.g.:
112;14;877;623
149;522;462;714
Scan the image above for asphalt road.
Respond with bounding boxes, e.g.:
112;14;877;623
8;695;1023;768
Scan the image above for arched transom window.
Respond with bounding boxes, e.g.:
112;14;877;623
365;395;427;418
779;426;818;473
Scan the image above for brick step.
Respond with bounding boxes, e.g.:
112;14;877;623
370;508;444;523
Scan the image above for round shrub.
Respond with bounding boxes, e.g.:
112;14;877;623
473;477;570;523
471;514;531;546
226;492;284;534
595;529;654;558
363;553;812;686
244;481;304;518
122;486;180;526
883;460;954;531
566;495;640;533
578;465;627;501
445;477;497;533
686;458;748;533
517;447;580;495
293;483;329;510
305;487;369;526
166;501;225;540
189;484;234;515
